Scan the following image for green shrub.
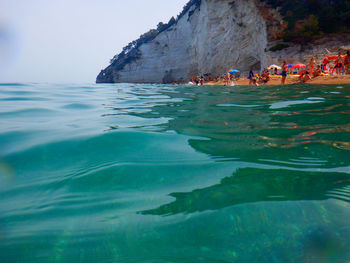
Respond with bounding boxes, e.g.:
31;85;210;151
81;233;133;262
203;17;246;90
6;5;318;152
261;0;350;43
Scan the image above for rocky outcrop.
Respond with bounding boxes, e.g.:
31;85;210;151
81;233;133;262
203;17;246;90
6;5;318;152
97;0;276;83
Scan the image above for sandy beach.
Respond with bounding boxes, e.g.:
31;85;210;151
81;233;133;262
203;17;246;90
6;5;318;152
205;75;350;86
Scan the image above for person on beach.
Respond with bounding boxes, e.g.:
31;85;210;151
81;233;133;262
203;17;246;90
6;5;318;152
226;72;231;86
221;74;226;85
281;61;288;85
191;77;197;85
261;69;270;84
335;52;344;75
248;68;259;86
344;51;350;74
303;71;312;83
229;74;235;86
322;57;330;73
309;57;316;73
298;70;306;82
299;71;312;83
248;68;256;85
195;76;201;86
313;65;322;78
200;76;204;86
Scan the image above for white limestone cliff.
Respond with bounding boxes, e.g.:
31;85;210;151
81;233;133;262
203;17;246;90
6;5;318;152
97;0;279;83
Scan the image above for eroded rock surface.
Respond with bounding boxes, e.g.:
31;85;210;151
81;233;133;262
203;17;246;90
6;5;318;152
97;0;270;83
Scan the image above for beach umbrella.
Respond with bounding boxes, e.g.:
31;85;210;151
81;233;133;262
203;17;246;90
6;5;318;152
328;55;346;60
228;69;240;74
288;64;294;68
291;64;306;69
328;56;338;60
267;64;281;70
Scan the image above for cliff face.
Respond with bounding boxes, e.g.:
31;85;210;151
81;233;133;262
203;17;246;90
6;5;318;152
96;0;283;83
97;0;276;83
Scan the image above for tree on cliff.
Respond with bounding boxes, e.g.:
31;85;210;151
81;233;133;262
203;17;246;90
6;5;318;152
108;0;201;67
262;0;350;43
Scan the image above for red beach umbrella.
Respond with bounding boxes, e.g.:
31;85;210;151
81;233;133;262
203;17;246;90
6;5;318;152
328;56;338;60
291;64;306;69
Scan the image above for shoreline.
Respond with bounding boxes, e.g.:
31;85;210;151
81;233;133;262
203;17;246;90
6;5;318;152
203;75;350;86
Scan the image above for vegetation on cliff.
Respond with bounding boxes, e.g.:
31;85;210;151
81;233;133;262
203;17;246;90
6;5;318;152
262;0;350;44
106;0;201;70
97;0;201;82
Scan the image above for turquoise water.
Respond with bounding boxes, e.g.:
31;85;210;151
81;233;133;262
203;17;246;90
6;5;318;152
0;83;349;262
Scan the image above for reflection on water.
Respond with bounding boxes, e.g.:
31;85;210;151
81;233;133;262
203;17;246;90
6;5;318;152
129;85;350;167
142;168;350;215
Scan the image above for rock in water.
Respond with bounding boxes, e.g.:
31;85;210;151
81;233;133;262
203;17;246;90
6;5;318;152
96;0;278;84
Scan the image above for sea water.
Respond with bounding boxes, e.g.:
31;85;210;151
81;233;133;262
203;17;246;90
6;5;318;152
0;83;349;262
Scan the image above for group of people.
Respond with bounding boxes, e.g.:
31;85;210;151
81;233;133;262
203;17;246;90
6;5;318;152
248;68;271;86
322;51;350;75
272;50;350;85
189;73;239;86
181;50;350;86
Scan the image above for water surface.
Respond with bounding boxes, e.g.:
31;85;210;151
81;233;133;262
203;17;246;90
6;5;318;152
0;83;349;262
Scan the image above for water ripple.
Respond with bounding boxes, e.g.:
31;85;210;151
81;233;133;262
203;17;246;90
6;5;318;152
0;83;349;263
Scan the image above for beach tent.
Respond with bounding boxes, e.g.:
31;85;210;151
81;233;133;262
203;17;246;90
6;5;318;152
267;65;281;70
291;64;306;69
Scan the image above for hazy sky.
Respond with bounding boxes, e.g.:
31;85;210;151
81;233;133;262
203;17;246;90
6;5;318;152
0;0;189;83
